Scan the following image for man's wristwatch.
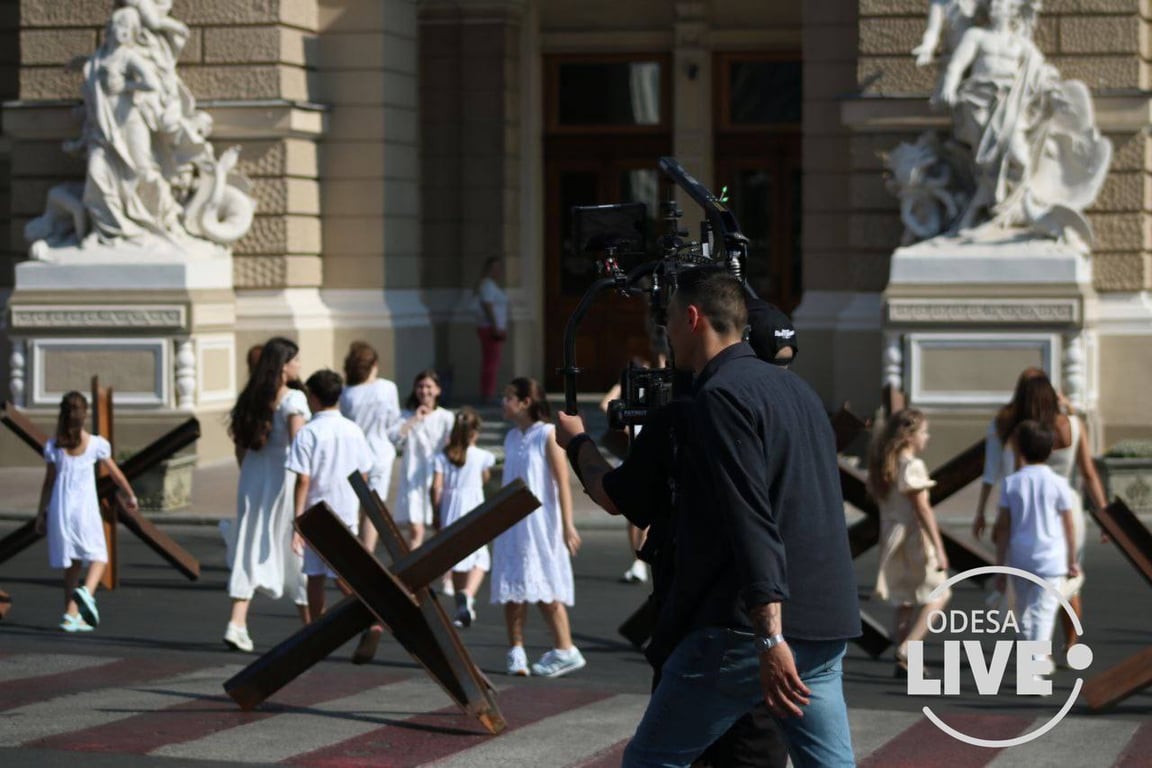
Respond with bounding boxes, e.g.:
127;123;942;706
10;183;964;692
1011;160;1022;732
754;634;786;653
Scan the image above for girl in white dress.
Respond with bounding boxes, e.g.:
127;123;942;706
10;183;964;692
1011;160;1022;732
224;337;310;652
34;391;139;633
868;408;951;677
388;369;455;550
492;377;585;678
432;407;496;628
339;341;402;554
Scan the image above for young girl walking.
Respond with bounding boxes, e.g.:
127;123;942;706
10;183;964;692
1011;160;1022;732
339;341;402;554
388;369;455;550
431;407;497;628
869;408;951;677
224;337;311;653
35;391;139;632
492;377;584;678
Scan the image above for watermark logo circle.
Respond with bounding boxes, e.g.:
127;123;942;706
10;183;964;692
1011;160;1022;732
919;565;1091;748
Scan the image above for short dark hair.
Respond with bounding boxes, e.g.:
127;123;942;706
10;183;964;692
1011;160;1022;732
672;268;747;337
306;369;344;408
1015;420;1054;464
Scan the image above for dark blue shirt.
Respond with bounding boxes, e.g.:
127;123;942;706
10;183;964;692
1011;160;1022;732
604;343;859;665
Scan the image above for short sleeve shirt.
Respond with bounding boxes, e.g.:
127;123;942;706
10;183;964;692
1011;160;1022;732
1001;464;1076;578
287;411;375;527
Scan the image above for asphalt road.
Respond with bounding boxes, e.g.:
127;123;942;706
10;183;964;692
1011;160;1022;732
0;520;1149;767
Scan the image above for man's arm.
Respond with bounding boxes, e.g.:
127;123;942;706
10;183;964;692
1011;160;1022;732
750;601;811;718
555;412;621;516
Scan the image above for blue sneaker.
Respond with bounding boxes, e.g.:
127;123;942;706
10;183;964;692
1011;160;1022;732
72;586;100;627
60;613;94;633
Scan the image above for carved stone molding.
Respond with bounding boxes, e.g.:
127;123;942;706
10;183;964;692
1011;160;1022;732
11;305;188;330
887;299;1079;325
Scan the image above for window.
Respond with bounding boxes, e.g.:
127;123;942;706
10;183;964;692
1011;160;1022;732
547;55;670;133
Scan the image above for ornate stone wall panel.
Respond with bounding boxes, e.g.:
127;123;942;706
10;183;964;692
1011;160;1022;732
858;17;930;56
233;255;287;288
19;0;109;27
1088;212;1146;251
1093;251;1150;290
858;55;937;94
18;29;98;65
1088;170;1144;211
1060;16;1140;54
1049;54;1141;89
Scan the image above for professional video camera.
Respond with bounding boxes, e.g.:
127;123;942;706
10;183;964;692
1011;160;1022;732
561;157;750;428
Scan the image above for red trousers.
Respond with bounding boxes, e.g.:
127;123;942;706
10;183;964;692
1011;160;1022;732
478;327;505;400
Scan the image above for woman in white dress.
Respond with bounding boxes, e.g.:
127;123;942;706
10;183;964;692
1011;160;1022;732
432;407;497;628
388;369;455;549
972;368;1108;660
35;391;139;632
339;341;401;554
492;377;585;679
224;337;310;652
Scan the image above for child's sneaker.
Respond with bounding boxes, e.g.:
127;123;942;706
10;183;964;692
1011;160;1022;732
622;560;649;584
59;613;94;633
453;594;476;628
505;645;530;676
531;647;586;678
72;586;100;627
223;622;254;653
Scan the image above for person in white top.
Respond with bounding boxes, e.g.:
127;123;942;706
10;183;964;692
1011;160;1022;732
972;367;1107;662
388;369;455;550
475;257;509;402
287;369;376;621
34;391;139;633
493;377;585;679
432;407;497;628
224;337;311;653
994;420;1080;675
339;341;401;554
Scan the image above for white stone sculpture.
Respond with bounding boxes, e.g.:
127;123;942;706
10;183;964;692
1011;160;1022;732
24;2;255;261
887;0;1111;252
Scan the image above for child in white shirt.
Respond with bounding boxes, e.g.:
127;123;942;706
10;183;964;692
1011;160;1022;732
288;369;375;621
994;420;1080;671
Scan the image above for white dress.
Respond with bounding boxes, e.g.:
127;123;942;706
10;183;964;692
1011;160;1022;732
491;422;574;605
435;446;496;572
389;406;455;526
229;389;310;603
339;379;401;500
44;436;110;568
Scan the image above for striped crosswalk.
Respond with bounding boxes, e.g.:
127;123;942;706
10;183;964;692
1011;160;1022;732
0;652;1148;767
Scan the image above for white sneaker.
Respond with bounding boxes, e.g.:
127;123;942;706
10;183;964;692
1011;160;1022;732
72;586;100;627
223;622;254;653
531;647;587;678
622;561;649;584
506;646;530;676
452;594;476;628
60;613;94;633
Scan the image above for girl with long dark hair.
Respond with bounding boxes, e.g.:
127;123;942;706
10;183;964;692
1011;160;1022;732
388;369;455;550
223;336;310;652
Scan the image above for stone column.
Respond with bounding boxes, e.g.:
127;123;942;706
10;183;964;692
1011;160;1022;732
419;0;530;402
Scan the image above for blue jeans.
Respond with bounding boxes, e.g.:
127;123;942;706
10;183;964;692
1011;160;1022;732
622;627;855;768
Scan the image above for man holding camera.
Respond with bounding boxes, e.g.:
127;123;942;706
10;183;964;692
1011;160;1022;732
556;269;859;767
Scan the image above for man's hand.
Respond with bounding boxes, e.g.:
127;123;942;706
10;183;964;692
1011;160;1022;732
759;643;810;719
555;412;586;450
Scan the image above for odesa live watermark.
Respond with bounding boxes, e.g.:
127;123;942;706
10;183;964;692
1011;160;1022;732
904;566;1094;748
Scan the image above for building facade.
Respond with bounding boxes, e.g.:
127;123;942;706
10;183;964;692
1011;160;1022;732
1;0;1149;464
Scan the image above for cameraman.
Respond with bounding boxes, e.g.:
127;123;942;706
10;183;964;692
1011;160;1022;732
557;269;859;768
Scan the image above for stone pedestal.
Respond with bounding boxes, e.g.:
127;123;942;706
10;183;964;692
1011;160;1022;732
4;252;237;465
883;234;1099;461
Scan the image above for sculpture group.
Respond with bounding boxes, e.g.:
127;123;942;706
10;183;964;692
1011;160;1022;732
886;0;1112;252
25;0;255;260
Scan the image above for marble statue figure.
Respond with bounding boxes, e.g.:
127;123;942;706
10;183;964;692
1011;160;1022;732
24;2;255;261
886;0;1111;251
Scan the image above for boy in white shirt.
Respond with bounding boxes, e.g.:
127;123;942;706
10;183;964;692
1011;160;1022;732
288;369;375;621
994;420;1080;671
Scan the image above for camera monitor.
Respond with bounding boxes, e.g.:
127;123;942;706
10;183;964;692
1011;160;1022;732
571;202;648;258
